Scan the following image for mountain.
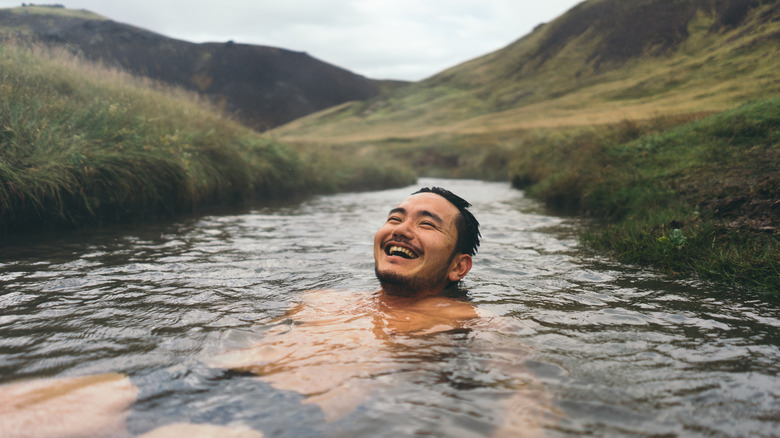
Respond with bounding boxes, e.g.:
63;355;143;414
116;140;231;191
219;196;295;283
271;0;779;143
0;5;406;131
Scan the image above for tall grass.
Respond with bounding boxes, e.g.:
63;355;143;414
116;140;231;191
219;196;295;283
0;42;414;236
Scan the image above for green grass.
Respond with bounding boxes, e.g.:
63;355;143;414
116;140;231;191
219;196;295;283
7;5;106;20
271;1;779;147
509;99;780;294
0;42;414;236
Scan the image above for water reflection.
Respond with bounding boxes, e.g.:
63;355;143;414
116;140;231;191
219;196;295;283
209;289;552;435
0;179;778;437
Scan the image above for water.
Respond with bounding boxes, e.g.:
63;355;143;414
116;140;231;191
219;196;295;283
0;179;778;437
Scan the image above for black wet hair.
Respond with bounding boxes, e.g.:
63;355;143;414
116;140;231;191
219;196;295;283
412;187;481;257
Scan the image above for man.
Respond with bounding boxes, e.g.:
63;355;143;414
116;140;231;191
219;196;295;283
366;186;483;333
374;186;481;298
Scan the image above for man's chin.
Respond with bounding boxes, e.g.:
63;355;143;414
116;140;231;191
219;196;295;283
375;267;415;296
375;266;446;297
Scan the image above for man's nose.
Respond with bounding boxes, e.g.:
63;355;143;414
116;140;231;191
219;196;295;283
391;219;413;238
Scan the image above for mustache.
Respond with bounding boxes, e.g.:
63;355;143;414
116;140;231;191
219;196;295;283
382;237;424;256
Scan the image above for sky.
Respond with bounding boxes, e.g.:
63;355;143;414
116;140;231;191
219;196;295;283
1;1;584;81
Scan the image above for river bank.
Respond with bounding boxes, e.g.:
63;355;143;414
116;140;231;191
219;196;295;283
509;99;779;294
0;42;415;237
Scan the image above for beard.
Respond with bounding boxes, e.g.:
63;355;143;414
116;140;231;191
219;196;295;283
374;263;452;297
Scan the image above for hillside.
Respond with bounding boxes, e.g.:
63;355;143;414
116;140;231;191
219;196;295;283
0;5;406;131
0;41;415;236
271;0;779;143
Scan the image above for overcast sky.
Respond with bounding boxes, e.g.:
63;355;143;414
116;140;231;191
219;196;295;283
1;1;584;80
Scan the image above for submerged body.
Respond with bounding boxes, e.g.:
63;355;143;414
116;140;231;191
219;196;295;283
211;290;483;419
211;289;552;436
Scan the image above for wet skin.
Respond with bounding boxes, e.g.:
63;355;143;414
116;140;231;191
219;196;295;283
0;374;262;437
211;290;549;437
210;289;484;421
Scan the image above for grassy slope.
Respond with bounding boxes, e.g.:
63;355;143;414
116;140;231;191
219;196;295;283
5;5;106;20
511;99;779;292
271;0;779;143
0;42;414;236
0;6;406;132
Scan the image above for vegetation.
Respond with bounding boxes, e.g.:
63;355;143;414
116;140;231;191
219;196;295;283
9;4;106;20
0;42;414;236
271;0;780;144
509;100;779;293
0;5;400;132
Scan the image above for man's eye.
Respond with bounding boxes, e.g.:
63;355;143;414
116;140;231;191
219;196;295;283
420;221;436;228
388;217;401;223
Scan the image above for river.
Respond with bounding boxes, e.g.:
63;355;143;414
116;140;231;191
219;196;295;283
0;179;778;437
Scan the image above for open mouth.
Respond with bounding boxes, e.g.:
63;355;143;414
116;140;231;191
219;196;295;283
385;245;419;259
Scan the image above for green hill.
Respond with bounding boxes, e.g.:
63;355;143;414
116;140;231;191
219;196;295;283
272;0;778;143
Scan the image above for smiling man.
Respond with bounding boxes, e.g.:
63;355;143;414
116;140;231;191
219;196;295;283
374;186;480;298
0;187;554;437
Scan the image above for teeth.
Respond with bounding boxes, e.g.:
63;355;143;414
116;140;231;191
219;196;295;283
388;245;416;259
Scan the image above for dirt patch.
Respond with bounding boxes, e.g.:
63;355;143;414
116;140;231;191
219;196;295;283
701;196;779;231
696;173;779;232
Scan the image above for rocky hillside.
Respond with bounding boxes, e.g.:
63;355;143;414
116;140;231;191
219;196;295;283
0;5;406;131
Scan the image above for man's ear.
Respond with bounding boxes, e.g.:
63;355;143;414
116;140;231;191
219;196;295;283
448;254;472;283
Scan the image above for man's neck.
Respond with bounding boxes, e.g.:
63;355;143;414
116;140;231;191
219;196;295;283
376;287;465;306
377;287;441;301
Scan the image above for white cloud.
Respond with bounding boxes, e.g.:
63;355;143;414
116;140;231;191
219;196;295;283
0;0;584;80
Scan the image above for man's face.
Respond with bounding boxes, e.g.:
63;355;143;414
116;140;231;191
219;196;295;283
373;192;464;297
